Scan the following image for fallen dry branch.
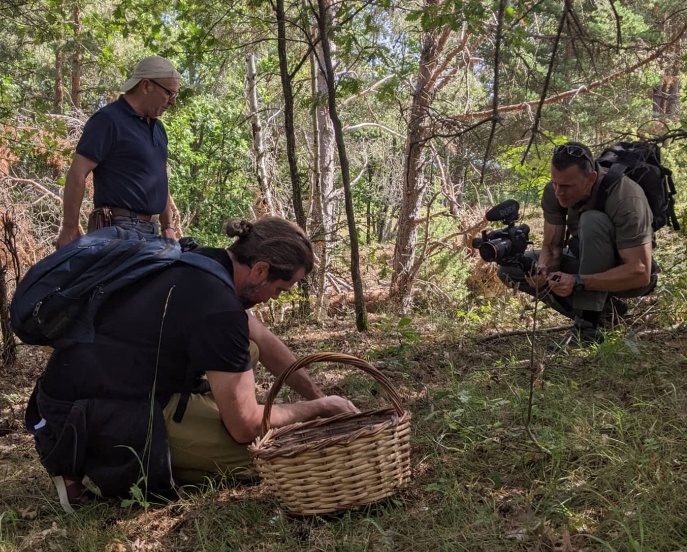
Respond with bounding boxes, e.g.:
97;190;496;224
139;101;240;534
632;321;686;338
477;324;573;343
5;177;62;204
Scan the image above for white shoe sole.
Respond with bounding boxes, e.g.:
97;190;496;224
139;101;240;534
52;476;76;514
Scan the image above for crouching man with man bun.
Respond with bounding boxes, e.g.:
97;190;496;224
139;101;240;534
26;217;357;512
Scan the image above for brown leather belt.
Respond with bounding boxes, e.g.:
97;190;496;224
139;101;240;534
108;207;159;223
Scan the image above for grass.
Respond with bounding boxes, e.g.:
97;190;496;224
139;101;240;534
2;251;687;550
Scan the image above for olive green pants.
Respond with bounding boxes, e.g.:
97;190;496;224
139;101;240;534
498;210;657;318
162;340;260;485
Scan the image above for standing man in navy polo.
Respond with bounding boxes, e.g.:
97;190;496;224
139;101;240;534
56;56;181;248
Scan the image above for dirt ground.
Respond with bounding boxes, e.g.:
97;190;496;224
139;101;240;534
2;306;684;551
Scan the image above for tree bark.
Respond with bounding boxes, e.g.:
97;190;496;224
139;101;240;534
245;53;278;216
0;263;17;368
71;4;82;110
275;0;306;230
54;48;64;114
652;14;683;121
315;0;367;331
390;0;444;311
309;6;338;320
275;0;310;317
0;214;19;368
309;28;327;319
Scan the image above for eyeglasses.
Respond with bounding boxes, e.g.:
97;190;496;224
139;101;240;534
148;79;179;101
552;144;593;164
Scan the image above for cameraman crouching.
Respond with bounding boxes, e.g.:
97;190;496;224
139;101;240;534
498;141;656;351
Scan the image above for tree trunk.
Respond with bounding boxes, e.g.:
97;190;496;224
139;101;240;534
0;214;19;368
245;53;279;216
275;0;306;229
309;31;327;319
309;7;338;320
275;0;310;317
54;48;64;114
0;264;17;368
316;0;367;331
390;0;443;311
71;4;82;110
652;76;680;120
652;14;684;121
445;152;465;216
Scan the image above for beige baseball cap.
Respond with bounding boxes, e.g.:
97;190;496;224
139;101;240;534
122;56;181;92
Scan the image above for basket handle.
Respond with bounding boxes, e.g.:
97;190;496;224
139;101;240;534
261;352;405;435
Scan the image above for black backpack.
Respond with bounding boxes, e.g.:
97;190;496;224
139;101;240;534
10;227;233;348
594;141;679;231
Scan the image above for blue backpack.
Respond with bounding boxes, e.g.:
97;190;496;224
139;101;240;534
10;227;232;348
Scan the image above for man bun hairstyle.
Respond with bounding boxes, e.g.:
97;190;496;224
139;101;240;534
225;217;314;281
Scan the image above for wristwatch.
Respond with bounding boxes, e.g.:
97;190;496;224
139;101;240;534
573;273;585;291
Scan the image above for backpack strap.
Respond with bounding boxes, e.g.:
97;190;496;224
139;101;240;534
176;251;235;289
664;168;681;230
593;162;627;213
172;379;211;423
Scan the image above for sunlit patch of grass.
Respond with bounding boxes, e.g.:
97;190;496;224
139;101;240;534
3;236;687;551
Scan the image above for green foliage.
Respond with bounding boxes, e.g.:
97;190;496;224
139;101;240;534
652;233;687;324
405;0;488;35
415;215;472;307
369;315;420;357
164;93;254;242
495;142;552;207
396;316;419;345
119;478;152;510
0;76;19;118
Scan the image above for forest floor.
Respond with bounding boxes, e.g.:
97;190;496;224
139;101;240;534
2;257;687;551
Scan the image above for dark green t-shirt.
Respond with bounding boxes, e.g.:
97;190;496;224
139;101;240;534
541;166;653;250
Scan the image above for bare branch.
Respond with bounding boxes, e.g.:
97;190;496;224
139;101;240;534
521;0;570;159
343;122;405;139
6;177;62;204
452;20;687;123
339;74;396;108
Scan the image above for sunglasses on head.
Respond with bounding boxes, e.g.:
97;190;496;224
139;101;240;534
552;144;593;164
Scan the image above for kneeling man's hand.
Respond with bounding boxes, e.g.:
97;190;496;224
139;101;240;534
322;396;360;416
547;272;575;297
525;270;549;290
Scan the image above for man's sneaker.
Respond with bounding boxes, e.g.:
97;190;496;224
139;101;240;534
547;319;604;353
52;476;93;514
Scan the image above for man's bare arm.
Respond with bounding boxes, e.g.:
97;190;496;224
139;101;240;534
579;242;652;292
538;221;566;275
56;153;97;248
207;370;356;443
159;193;176;240
548;242;652;297
526;221;565;288
248;312;325;400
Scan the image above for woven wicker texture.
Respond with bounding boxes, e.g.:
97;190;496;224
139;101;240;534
249;352;412;515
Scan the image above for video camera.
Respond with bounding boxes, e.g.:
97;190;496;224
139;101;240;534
472;199;535;273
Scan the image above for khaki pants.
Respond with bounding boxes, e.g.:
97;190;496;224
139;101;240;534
162;341;260;485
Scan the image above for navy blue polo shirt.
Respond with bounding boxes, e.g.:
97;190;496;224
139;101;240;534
76;96;169;215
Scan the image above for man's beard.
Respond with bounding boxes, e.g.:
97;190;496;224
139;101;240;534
238;281;268;309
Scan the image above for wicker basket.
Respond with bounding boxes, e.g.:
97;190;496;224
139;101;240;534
249;352;411;515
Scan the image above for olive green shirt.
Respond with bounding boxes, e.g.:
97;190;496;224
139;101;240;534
541;166;653;250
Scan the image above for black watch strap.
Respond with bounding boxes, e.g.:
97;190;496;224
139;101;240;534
573;273;585;291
